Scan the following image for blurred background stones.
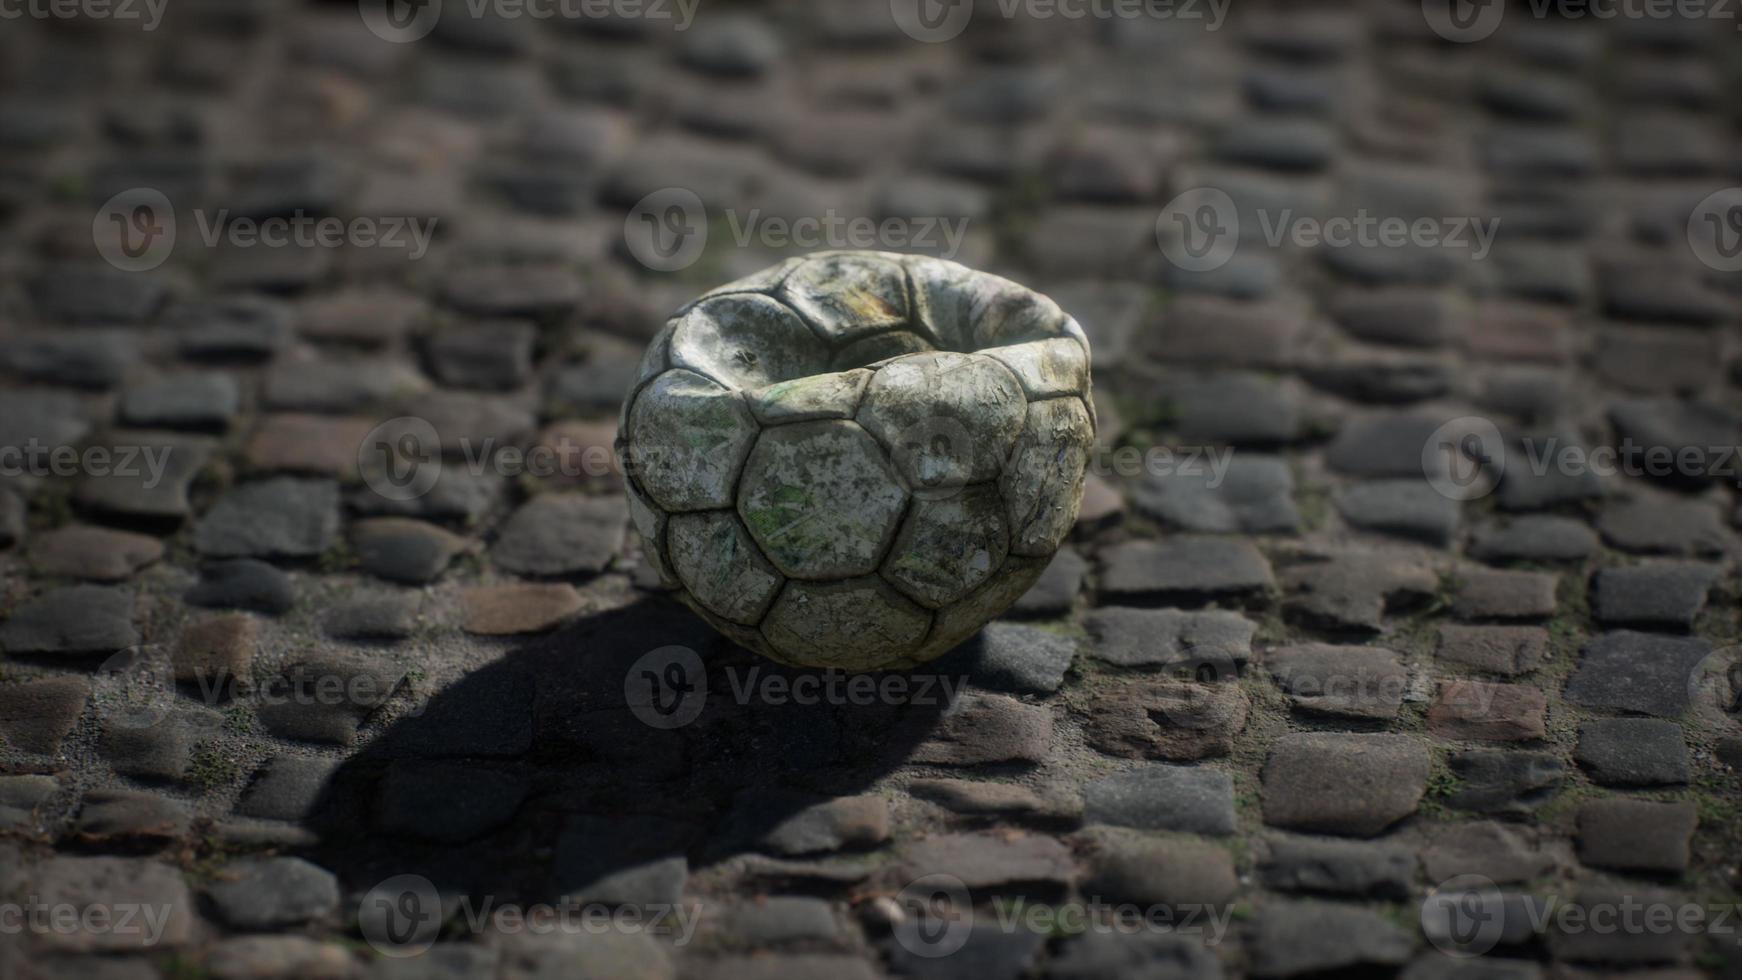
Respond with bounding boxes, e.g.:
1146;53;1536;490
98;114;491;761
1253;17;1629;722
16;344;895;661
0;2;1740;978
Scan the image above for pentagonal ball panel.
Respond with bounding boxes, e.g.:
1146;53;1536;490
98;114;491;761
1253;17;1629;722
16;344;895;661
904;256;1066;352
986;337;1089;400
902;255;981;352
915;554;1051;662
966;273;1069;350
666;510;784;625
856;351;1026;490
738;419;908;579
670;293;829;390
693;256;803;304
1001;396;1094;556
761;577;933;671
626;369;760;512
831;329;936;372
779;252;911;345
881;483;1010;609
748;369;871;426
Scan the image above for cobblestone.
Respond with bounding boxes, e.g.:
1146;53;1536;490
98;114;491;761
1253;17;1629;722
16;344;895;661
1262;733;1430;836
0;585;139;656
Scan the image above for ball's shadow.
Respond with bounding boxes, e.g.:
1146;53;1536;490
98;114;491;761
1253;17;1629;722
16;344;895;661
302;595;954;906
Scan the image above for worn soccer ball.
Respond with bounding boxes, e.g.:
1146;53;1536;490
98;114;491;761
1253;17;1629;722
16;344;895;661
618;251;1094;671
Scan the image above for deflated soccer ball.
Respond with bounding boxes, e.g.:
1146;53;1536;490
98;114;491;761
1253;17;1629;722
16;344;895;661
618;251;1094;671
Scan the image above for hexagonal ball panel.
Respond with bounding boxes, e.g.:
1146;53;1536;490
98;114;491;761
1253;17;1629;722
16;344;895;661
669;293;829;390
738;419;908;579
666;510;783;625
779;252;911;345
1002;396;1094;556
881;483;1010;609
761;576;933;671
626;369;760;512
856;351;1027;490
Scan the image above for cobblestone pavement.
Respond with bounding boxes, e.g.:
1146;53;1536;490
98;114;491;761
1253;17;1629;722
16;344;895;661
3;1;1742;978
